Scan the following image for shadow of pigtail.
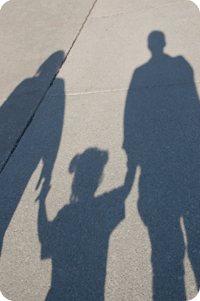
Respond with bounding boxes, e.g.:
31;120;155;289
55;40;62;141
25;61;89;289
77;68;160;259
69;148;108;204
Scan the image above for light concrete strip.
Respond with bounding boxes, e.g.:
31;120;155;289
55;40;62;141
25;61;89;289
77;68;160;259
90;0;191;20
90;0;189;18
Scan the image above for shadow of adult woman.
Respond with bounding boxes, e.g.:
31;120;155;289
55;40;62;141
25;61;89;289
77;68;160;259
38;148;130;301
123;31;200;300
0;51;65;256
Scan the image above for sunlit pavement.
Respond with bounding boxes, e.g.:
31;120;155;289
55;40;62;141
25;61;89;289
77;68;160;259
0;1;200;300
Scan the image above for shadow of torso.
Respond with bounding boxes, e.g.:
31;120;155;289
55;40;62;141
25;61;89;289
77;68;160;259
125;54;200;217
40;188;125;301
0;77;65;256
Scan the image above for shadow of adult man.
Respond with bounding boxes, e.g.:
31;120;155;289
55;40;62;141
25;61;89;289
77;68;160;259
123;31;200;300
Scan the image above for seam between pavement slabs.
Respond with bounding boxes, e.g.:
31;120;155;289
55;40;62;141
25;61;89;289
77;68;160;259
90;0;190;19
45;80;200;97
0;0;98;175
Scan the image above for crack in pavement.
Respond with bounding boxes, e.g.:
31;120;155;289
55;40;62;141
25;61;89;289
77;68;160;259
91;0;190;19
0;0;99;174
45;80;200;98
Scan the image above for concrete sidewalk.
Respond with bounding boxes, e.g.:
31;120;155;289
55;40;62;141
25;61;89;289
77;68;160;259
0;1;200;300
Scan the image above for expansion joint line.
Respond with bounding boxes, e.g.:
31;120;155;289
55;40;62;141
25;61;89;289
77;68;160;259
0;0;99;174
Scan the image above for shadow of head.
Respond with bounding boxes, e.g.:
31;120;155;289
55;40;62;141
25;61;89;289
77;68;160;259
35;50;65;78
69;148;108;203
148;31;166;56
